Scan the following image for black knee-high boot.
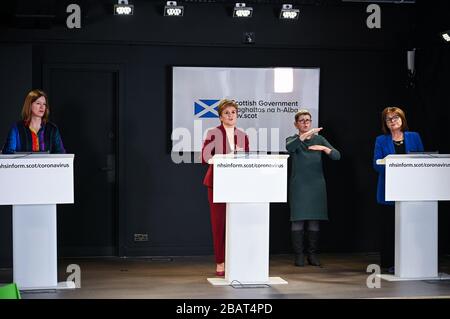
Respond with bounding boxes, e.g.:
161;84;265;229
291;230;305;267
306;230;321;266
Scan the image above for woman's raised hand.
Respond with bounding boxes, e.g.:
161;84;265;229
299;127;323;141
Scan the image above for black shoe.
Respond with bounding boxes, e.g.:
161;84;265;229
295;254;305;267
307;255;321;266
291;230;305;267
306;230;321;267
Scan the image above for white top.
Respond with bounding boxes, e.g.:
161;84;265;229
225;127;235;152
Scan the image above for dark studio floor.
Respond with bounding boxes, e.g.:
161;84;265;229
1;253;450;299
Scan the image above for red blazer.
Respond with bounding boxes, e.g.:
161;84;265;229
201;124;250;188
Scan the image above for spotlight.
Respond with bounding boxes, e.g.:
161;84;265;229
233;3;253;18
279;4;299;20
441;30;450;42
114;0;133;15
164;1;184;17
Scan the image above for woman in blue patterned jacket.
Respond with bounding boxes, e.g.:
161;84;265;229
2;89;65;154
373;106;423;273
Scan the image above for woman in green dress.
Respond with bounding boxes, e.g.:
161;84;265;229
286;110;340;267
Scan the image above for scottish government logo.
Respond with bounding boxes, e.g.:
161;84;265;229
194;99;220;118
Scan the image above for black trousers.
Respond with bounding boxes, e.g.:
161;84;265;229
379;204;395;269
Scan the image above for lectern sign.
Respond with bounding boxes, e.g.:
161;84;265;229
0;154;74;205
209;154;289;285
213;154;288;203
385;154;450;201
0;154;75;290
382;154;450;281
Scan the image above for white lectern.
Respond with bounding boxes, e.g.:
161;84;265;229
0;154;75;290
378;154;450;281
207;154;289;286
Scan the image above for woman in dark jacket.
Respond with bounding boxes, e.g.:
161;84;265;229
373;106;423;273
2;89;65;154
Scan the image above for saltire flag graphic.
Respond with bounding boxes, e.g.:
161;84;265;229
194;99;220;118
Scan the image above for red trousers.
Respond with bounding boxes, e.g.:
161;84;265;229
207;187;226;264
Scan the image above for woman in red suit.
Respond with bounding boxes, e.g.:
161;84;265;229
201;99;249;276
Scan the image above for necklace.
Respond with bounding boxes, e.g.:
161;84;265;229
393;139;404;146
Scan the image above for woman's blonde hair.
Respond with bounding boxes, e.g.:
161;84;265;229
217;99;238;117
21;89;50;123
294;109;312;122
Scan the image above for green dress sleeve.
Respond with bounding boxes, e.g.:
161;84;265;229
286;135;302;153
319;135;341;160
